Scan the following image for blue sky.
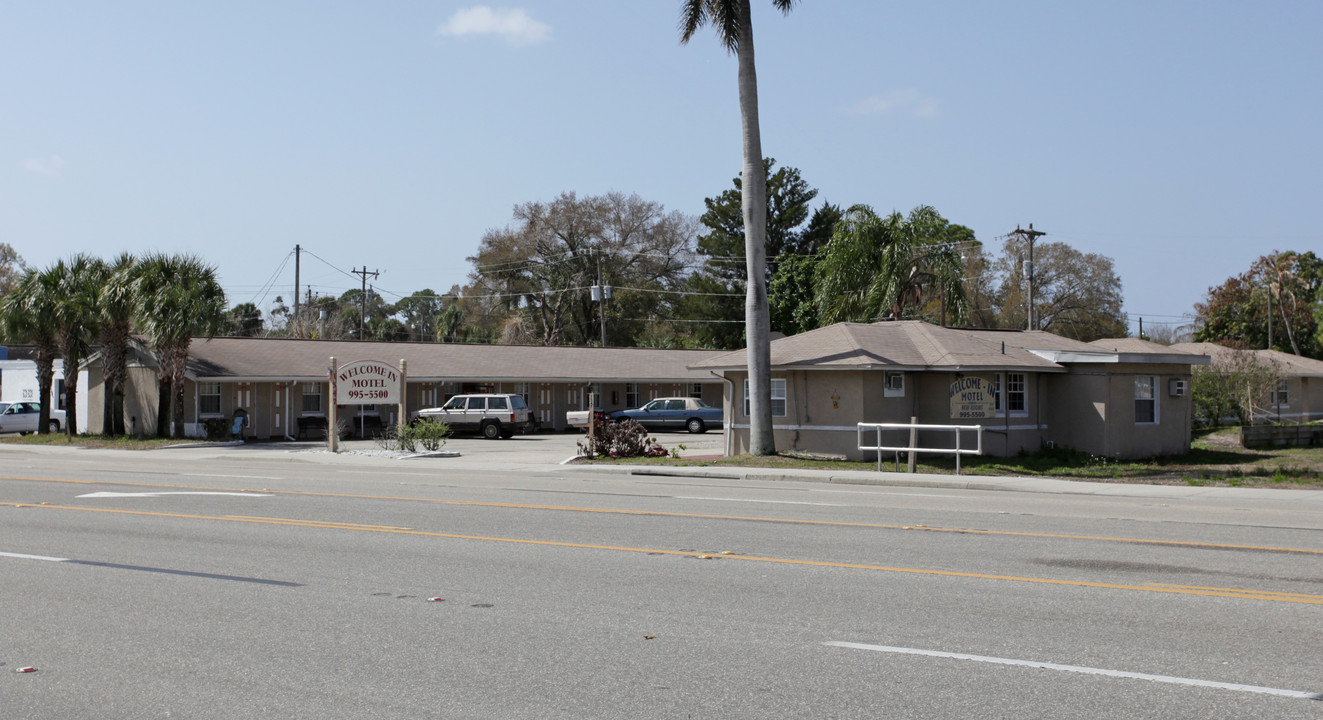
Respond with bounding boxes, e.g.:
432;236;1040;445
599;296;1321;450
5;2;1320;337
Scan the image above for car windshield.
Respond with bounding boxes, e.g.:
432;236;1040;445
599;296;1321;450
643;400;663;411
442;397;466;410
693;399;710;408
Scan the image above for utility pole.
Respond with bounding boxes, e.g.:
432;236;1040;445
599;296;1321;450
352;267;378;340
1009;224;1046;330
293;245;301;335
592;253;610;346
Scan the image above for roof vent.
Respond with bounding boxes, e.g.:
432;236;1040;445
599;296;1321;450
1001;341;1005;354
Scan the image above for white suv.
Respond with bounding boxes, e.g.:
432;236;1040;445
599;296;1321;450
415;394;532;439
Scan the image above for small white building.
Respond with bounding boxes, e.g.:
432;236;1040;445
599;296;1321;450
0;357;91;432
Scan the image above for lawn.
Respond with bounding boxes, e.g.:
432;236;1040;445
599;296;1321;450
0;433;232;451
586;427;1323;489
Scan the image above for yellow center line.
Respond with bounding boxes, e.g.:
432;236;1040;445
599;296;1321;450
224;515;412;530
7;502;1323;606
3;474;1322;556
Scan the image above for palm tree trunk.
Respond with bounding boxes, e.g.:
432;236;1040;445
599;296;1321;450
101;326;128;436
1277;300;1301;355
156;378;170;438
736;0;775;456
167;345;190;439
63;353;80;436
35;349;55;435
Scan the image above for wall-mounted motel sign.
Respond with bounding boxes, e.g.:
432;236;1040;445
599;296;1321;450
336;360;402;405
949;376;994;419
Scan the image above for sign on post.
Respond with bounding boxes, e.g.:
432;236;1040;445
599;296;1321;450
949;377;994;419
337;360;402;405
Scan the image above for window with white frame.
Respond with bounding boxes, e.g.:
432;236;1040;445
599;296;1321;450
513;383;530;405
992;373;1027;416
1274;379;1289;406
302;382;323;413
625;383;639;409
743;378;787;417
690;383;703;399
1135;376;1157;424
199;382;222;415
1007;373;1026;413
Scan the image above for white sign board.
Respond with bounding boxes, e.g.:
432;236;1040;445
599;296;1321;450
949;377;994;419
336;360;402;405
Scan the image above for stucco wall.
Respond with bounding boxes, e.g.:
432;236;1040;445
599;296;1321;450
722;364;1197;461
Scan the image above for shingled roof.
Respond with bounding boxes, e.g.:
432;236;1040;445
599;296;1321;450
1170;342;1323;377
690;321;1076;372
180;336;725;383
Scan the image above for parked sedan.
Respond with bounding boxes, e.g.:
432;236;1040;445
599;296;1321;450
608;397;723;434
0;401;66;434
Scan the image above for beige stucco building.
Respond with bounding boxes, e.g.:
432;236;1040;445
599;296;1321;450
82;337;726;438
1167;342;1323;423
691;321;1209;460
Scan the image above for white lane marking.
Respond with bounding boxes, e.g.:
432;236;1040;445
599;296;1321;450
825;642;1322;700
76;492;271;498
0;551;70;562
674;496;846;507
180;473;281;480
810;489;965;498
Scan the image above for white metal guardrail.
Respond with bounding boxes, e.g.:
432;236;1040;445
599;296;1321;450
857;422;984;475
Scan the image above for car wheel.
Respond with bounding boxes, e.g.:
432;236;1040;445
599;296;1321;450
48;420;61;433
686;418;706;434
481;421;502;439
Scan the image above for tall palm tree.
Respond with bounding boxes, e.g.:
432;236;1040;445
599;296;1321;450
98;253;139;435
680;0;797;456
135;253;228;438
815;205;970;326
51;254;107;437
0;268;61;434
1265;251;1303;356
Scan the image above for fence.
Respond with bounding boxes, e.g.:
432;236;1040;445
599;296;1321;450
857;421;984;475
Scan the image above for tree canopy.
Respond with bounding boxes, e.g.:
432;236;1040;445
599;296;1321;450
1195;250;1321;358
967;236;1127;342
465;191;697;346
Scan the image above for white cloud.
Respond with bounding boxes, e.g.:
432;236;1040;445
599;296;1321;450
849;90;940;118
23;155;67;177
436;6;550;46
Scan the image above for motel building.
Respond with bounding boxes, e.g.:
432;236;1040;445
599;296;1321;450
3;320;1224;461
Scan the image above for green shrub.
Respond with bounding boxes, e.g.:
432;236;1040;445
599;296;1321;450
377;419;451;452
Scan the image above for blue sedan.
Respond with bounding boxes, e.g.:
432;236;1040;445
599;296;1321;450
608;397;723;434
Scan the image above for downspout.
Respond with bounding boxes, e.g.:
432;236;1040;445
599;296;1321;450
1036;373;1046;448
710;371;735;458
283;382;296;441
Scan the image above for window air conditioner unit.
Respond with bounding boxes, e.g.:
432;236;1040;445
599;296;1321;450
885;372;904;391
1169;379;1187;397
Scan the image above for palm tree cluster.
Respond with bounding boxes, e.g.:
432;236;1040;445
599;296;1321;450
0;253;227;439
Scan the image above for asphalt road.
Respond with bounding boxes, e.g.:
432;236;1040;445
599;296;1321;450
1;442;1321;718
